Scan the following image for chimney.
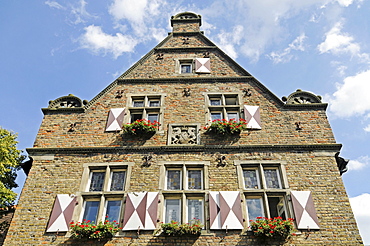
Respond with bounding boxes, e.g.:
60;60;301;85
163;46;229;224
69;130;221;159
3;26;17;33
171;12;202;33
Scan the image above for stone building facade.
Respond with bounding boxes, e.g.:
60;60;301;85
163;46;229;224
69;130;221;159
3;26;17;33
4;12;363;245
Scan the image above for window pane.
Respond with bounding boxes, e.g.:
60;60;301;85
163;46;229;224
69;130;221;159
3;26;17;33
83;201;99;223
106;200;121;223
167;170;181;190
268;197;286;219
110;171;125;191
187;170;202;189
187;199;203;223
181;64;191;73
90;172;105;191
264;169;281;188
149;100;160;107
243;169;260;189
133;100;144;107
246;198;264;220
227;112;239;121
211;112;222;121
131;113;142;122
210;98;221;106
147;113;159;123
225;97;237;105
165;199;181;223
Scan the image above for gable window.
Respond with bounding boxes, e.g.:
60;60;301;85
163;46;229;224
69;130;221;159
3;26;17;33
235;161;290;223
206;94;241;122
160;161;209;226
75;162;133;225
127;94;164;126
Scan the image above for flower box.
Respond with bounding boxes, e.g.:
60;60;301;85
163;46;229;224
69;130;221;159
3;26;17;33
70;220;121;240
249;217;295;241
204;119;247;135
122;119;160;136
155;220;203;237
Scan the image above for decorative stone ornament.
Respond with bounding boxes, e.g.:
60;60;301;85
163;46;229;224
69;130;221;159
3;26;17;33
282;89;323;104
168;124;200;145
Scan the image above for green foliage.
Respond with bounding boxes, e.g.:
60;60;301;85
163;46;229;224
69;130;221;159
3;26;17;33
204;118;247;135
250;217;295;240
0;127;24;209
155;220;203;236
70;219;121;240
122;119;160;135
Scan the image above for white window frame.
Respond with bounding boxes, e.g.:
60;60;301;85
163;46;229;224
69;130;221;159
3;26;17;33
205;93;242;123
235;160;290;225
159;161;209;228
74;162;133;226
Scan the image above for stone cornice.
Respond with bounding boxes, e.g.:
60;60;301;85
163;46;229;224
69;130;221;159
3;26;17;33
155;46;217;52
27;144;342;155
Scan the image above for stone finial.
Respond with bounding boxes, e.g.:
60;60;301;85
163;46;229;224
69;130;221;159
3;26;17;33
171;12;202;32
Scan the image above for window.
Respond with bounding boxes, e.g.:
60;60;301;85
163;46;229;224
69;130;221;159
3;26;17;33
160;161;209;226
76;163;133;225
206;94;241;122
128;95;164;125
179;60;193;74
235;161;290;223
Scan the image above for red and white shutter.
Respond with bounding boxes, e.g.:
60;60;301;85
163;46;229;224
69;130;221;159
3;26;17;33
209;191;243;230
46;194;77;232
105;108;126;132
122;192;159;230
195;58;211;73
243;105;262;129
291;191;320;230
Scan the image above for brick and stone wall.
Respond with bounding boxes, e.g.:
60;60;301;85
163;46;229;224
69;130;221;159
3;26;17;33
4;11;363;246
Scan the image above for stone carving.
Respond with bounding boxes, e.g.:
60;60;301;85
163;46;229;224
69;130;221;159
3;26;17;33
169;125;199;145
48;94;87;109
282;89;322;105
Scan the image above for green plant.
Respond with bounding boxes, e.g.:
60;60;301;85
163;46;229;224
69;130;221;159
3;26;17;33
249;217;295;240
204;118;247;135
70;219;122;240
155;220;203;236
122;119;160;135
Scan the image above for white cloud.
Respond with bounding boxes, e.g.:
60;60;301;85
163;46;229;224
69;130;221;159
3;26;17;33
267;34;306;64
364;124;370;132
204;0;336;61
108;0;164;36
215;25;244;59
70;0;97;25
328;70;370;117
79;25;137;58
45;1;64;10
348;156;369;171
318;22;361;56
350;193;370;244
336;0;354;7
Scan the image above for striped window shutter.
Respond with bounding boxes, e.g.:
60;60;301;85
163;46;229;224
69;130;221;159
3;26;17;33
209;191;244;230
243;105;262;129
195;58;211;73
291;191;320;230
46;194;77;232
122;192;159;230
105;108;126;132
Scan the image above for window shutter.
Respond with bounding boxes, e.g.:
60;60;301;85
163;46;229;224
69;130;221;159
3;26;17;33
46;194;77;232
291;191;320;230
122;192;159;230
243;105;262;129
105;108;126;132
195;58;211;73
209;191;243;229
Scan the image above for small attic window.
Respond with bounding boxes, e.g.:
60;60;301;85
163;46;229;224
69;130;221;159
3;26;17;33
180;62;192;74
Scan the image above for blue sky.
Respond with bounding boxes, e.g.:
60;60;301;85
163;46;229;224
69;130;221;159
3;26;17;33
1;0;369;243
